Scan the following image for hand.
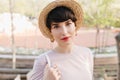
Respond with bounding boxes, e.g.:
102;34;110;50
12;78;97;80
43;64;61;80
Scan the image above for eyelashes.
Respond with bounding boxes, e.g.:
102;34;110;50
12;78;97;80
52;22;73;29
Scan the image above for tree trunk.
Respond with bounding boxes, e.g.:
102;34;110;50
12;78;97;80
115;33;120;80
9;0;16;69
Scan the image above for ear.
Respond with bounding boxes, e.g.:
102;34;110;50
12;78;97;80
50;37;54;42
49;32;55;42
75;30;78;36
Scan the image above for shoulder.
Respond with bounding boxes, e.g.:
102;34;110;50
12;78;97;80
33;51;49;69
76;46;93;56
34;50;51;65
77;46;92;52
30;52;49;80
34;54;46;65
76;46;93;63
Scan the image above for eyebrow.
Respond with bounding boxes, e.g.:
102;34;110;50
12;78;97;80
51;23;59;26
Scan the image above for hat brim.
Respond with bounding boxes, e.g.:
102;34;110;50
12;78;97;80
38;0;83;39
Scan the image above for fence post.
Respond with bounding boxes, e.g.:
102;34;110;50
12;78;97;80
115;32;120;80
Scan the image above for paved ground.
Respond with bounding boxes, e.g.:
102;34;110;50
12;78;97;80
0;28;117;49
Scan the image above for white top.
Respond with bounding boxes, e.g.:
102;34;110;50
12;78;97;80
30;46;93;80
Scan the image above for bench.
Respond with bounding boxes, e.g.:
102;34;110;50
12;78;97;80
94;54;118;80
0;68;31;80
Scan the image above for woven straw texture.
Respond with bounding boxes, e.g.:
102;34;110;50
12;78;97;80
38;0;83;41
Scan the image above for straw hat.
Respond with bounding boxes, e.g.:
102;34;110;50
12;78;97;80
38;0;83;42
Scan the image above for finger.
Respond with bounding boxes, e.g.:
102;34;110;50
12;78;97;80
53;64;59;70
45;64;51;73
46;64;50;68
53;69;61;76
50;65;61;75
50;68;61;80
53;65;61;74
53;64;57;68
57;69;61;75
49;67;54;71
57;74;61;79
56;74;61;80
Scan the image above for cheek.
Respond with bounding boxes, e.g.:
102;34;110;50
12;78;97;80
51;30;59;39
69;26;76;35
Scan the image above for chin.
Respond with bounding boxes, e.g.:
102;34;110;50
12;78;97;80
63;41;73;46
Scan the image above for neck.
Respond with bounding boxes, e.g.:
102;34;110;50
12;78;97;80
54;43;75;54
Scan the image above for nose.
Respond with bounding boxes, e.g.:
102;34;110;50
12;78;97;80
61;26;68;35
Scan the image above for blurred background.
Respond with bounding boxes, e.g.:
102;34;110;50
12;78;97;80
0;0;120;80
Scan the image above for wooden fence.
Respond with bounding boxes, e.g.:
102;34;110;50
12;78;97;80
94;54;118;80
0;54;118;80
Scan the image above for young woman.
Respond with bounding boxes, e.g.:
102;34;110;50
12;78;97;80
30;0;93;80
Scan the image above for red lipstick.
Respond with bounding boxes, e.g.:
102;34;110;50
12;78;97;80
61;37;69;41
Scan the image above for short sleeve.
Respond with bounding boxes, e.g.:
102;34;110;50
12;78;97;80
30;54;46;80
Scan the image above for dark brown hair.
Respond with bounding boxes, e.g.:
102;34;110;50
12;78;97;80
46;6;77;30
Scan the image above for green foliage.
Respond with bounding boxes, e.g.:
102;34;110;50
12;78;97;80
14;0;35;17
0;0;9;13
0;0;119;27
83;0;120;27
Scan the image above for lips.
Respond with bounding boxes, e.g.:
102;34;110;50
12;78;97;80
61;37;70;41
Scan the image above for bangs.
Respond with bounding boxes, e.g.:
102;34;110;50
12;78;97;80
46;6;77;30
